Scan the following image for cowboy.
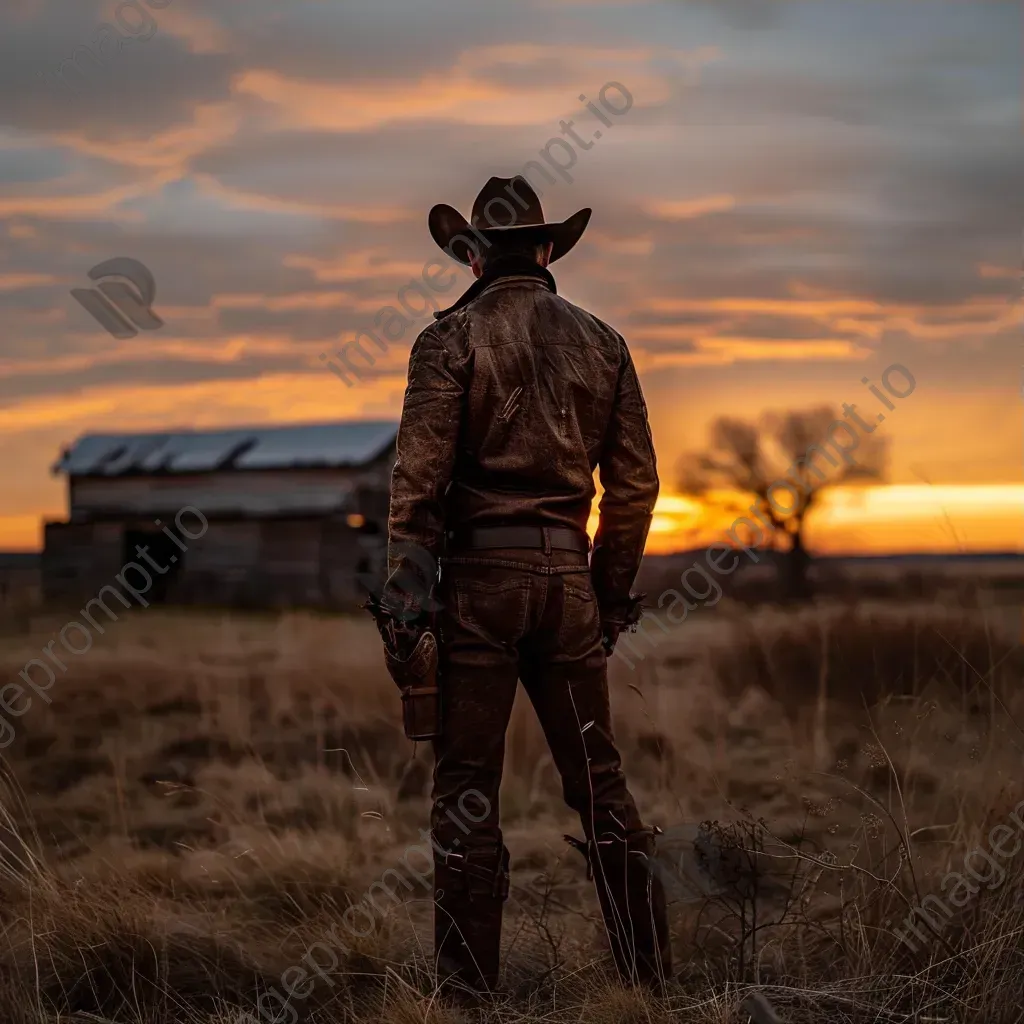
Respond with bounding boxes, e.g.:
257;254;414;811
381;175;670;1000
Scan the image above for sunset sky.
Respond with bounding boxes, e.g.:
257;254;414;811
0;0;1020;555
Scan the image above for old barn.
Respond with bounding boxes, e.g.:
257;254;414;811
43;420;398;609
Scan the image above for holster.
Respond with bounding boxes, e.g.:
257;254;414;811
365;596;442;741
389;630;441;741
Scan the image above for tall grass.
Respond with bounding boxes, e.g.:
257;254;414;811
0;598;1021;1022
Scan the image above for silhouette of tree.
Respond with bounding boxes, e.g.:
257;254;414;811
676;405;888;601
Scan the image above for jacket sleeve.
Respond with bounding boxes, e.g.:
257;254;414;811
387;326;466;579
591;339;659;619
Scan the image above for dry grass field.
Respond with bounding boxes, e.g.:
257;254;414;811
0;592;1022;1023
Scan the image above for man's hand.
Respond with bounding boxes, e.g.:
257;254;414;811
598;591;646;656
601;622;622;655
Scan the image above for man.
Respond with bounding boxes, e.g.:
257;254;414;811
383;175;670;999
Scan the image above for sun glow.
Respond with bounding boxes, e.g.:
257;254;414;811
585;485;1024;557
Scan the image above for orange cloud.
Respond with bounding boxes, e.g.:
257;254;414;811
641;194;736;220
0;183;147;219
0;273;57;291
646;295;886;316
194;174;414;223
632;337;866;369
977;262;1018;280
0;332;408;385
211;290;382;313
232;44;680;131
628;293;1014;352
284;250;432;283
0;372;408;435
51;103;240;172
154;5;233;54
585;231;655;255
696;337;866;360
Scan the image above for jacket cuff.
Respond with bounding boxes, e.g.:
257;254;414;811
598;592;647;628
590;513;653;614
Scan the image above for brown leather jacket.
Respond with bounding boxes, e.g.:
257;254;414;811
387;257;659;619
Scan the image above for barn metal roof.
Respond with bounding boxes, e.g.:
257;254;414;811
54;420;399;477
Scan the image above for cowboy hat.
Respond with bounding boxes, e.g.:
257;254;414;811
428;175;591;266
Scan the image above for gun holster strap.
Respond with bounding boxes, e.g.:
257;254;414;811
438;846;511;901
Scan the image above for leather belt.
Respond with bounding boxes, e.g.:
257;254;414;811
448;525;590;553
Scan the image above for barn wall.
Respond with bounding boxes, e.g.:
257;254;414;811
44;452;395;610
169;517;374;608
322;518;382;605
43;515;381;610
69;465;391;519
258;519;323;605
0;554;41;611
171;520;262;605
42;520;126;603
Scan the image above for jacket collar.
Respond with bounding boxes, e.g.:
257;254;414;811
433;256;556;320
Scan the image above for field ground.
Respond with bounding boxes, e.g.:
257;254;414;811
0;594;1022;1022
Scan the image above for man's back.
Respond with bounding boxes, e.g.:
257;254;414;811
388;266;659;614
381;176;672;997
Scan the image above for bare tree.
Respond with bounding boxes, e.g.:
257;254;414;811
677;406;888;601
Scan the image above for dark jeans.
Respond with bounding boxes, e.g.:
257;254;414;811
429;547;670;993
431;546;645;852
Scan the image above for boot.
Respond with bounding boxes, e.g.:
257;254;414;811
565;826;672;989
434;842;510;1001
